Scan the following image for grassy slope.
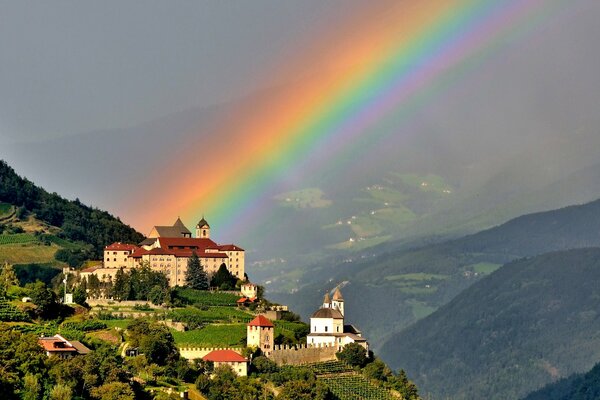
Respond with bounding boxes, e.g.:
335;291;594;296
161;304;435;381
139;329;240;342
381;248;600;400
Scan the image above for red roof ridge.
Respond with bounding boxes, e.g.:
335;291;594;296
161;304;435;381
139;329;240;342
248;315;273;327
202;349;247;362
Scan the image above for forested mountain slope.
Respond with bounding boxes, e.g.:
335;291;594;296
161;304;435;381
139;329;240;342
380;248;600;400
523;361;600;400
272;197;600;348
0;160;143;259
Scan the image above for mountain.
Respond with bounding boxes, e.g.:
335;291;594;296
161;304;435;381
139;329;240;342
523;362;600;400
0;160;143;282
379;248;600;400
269;196;600;348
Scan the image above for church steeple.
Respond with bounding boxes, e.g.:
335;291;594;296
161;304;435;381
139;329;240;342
322;292;331;308
332;287;344;316
196;216;210;239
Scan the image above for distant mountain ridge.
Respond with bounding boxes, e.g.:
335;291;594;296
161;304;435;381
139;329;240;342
380;248;600;400
271;195;600;350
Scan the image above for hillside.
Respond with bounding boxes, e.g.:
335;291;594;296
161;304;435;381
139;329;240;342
523;361;600;400
270;196;600;347
0;160;144;281
379;248;600;400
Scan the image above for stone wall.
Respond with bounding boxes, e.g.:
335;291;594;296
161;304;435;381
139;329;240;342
178;347;242;360
269;343;338;366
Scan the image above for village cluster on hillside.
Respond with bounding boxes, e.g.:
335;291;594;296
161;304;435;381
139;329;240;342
66;217;369;374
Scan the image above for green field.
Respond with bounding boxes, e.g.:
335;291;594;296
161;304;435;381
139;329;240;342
0;243;60;264
0;202;12;216
173;288;240;306
0;233;37;245
408;301;436;320
384;273;449;282
168;306;253;325
172;323;247;347
396;173;453;194
274;188;332;209
468;262;501;275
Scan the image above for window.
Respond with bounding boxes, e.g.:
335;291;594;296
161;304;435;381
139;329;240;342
325;326;328;332
113;258;116;262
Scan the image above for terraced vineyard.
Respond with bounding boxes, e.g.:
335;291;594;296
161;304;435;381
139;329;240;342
307;360;354;375
320;374;396;400
308;361;397;400
0;297;31;322
0;233;37;245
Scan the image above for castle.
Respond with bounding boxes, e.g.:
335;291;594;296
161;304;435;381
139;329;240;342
81;217;244;287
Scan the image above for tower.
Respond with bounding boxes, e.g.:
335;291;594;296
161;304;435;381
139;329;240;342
247;315;274;356
322;292;331;309
332;287;344;317
196;217;210;239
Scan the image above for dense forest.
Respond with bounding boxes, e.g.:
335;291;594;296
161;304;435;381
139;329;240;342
523;361;600;400
0;160;143;258
379;248;600;400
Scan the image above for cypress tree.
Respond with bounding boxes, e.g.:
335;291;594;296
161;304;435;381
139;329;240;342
185;251;208;290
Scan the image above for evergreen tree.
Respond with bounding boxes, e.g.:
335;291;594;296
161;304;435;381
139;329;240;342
0;262;19;292
185;251;208;290
112;268;131;300
210;263;236;290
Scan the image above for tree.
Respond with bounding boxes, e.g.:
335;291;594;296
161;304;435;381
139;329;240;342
185;251;208;290
27;281;58;319
90;382;134;400
0;262;19;290
277;380;331;400
210;263;236;290
22;373;41;400
336;343;368;368
49;383;72;400
87;274;101;299
73;285;87;306
111;268;130;300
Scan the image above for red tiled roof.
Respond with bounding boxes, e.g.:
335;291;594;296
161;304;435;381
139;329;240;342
248;315;273;327
202;349;247;363
81;265;102;273
130;247;228;259
217;244;245;251
237;297;248;303
158;237;218;250
105;243;139;251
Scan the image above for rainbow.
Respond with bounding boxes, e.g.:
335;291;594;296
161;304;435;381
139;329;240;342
124;0;560;239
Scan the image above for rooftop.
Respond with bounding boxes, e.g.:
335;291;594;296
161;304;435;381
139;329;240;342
248;315;274;327
202;349;247;363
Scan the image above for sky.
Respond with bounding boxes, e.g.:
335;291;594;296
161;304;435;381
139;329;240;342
0;1;362;143
2;0;600;251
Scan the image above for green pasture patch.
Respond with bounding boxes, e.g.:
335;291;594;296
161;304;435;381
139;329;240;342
274;188;332;209
468;262;501;275
173;323;247;347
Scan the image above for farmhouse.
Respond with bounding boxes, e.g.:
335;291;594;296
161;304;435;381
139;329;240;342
38;334;91;358
202;349;248;376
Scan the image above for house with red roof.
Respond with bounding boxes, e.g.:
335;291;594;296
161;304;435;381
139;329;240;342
38;334;91;359
247;315;274;356
202;349;248;376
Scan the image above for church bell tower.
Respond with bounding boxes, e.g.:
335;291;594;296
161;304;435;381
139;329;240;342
196;217;210;239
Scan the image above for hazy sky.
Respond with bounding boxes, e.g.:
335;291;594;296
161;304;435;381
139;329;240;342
0;1;362;143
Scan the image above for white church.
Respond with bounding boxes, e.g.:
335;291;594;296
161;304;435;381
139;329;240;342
307;287;369;351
